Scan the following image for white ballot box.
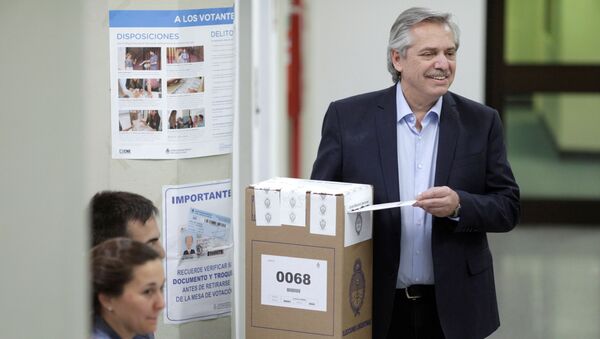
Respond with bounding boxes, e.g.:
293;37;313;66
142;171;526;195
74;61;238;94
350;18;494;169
245;177;373;339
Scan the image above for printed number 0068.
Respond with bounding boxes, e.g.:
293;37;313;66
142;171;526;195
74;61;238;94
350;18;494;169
275;271;311;285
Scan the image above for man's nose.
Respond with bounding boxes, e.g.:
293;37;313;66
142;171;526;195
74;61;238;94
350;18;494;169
433;54;449;69
156;243;166;259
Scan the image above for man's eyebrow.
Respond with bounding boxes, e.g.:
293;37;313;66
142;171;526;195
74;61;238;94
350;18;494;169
416;46;457;54
146;237;160;243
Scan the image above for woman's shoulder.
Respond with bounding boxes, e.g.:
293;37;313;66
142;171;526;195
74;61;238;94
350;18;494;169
91;317;120;339
91;327;118;339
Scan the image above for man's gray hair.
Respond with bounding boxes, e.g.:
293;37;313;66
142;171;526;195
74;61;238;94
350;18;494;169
387;7;460;83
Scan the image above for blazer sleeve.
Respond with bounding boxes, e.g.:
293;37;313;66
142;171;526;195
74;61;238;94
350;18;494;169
454;111;521;233
311;102;343;182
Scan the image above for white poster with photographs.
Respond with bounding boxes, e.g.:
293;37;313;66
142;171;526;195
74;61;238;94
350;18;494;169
162;180;233;324
109;7;234;159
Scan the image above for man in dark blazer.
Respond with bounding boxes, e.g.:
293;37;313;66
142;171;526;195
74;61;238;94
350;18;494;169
311;7;520;339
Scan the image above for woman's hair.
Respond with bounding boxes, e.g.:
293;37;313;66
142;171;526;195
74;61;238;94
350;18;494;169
91;238;160;316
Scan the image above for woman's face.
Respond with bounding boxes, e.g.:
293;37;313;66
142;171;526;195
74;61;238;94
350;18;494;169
103;259;165;337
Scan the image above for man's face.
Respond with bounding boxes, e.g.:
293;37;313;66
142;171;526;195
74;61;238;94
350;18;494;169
392;21;456;108
185;236;193;249
127;216;165;258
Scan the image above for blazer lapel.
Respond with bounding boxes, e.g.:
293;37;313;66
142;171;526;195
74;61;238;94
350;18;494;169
375;85;400;204
435;92;459;186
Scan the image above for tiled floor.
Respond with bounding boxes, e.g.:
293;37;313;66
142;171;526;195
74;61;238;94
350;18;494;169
488;225;600;339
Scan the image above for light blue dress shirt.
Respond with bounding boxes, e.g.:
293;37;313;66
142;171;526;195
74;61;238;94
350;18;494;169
395;84;441;288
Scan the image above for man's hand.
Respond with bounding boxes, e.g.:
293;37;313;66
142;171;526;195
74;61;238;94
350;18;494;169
413;186;460;218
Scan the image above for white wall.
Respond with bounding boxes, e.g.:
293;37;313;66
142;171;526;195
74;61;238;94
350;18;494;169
232;0;254;338
0;1;87;338
300;0;487;178
251;0;291;182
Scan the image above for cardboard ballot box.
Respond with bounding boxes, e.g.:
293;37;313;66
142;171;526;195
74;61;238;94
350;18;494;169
245;177;373;339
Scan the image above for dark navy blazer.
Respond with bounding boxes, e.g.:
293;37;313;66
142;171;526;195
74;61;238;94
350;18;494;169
311;84;520;339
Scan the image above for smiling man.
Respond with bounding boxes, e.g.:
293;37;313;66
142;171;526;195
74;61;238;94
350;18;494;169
311;7;520;339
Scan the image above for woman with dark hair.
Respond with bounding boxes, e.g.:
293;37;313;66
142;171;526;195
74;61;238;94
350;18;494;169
91;238;165;339
146;110;161;131
168;110;177;129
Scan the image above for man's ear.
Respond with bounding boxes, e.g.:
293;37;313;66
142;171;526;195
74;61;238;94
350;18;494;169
391;49;403;73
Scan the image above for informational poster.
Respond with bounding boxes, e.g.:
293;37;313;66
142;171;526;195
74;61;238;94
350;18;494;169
162;180;233;324
109;7;234;159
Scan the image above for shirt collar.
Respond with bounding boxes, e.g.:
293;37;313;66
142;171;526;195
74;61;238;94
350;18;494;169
395;83;443;123
93;315;121;339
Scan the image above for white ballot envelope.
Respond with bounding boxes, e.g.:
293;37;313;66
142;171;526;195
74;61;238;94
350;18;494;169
348;200;416;213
